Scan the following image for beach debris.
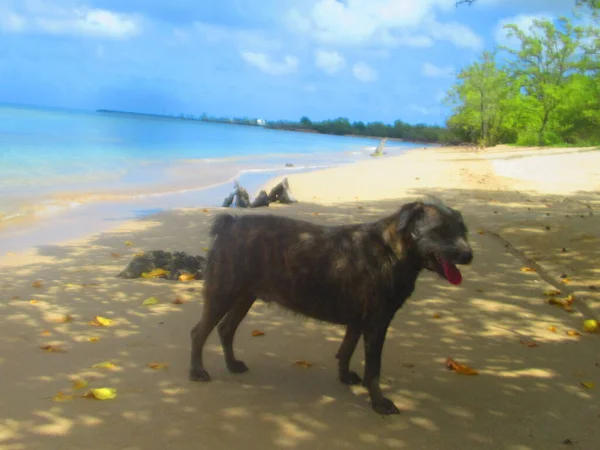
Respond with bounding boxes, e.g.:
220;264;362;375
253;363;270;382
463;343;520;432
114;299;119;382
91;361;117;369
581;381;595;390
117;250;207;281
32;280;43;288
547;294;574;310
90;316;113;327
84;388;117;400
40;345;66;353
251;330;265;337
291;360;314;368
222;177;298;209
142;296;159;306
285;163;294;167
583;319;598;332
172;298;185;304
148;362;168;370
445;357;479;375
141;268;170;279
370;138;387;157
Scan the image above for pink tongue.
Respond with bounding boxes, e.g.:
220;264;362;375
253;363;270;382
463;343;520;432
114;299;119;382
442;260;462;285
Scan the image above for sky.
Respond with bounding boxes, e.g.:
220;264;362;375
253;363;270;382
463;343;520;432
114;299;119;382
0;0;579;125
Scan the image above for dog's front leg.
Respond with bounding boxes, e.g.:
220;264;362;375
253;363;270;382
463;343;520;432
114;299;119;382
336;322;362;385
362;317;400;415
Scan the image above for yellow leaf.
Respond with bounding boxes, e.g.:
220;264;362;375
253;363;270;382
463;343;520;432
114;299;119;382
88;336;100;342
566;330;581;337
73;379;88;390
561;278;571;284
583;319;598;332
252;330;265;337
142;296;159;306
52;314;74;323
520;267;536;273
53;391;74;402
291;360;314;368
477;229;485;235
148;362;168;370
40;345;66;353
90;316;113;326
29;299;39;304
203;247;209;252
40;329;51;336
548;326;557;333
543;289;561;297
124;241;134;246
32;280;43;288
134;251;145;257
445;357;479;375
141;269;170;279
85;388;117;400
178;273;196;282
581;381;595;389
432;313;442;319
91;361;116;369
202;208;210;213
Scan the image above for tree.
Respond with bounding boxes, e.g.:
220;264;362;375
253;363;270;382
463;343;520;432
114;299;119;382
300;116;312;126
444;51;517;146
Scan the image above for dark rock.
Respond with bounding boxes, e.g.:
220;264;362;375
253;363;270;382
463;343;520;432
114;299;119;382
222;192;235;208
251;190;270;208
117;250;207;281
268;177;297;204
285;163;294;167
234;181;251;208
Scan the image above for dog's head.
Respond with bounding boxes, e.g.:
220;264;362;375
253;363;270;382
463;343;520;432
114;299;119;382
395;197;473;285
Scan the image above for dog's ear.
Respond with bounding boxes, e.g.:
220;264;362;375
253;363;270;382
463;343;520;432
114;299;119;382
396;201;425;234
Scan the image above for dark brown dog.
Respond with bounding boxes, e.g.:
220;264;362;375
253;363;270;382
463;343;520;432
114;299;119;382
189;198;473;415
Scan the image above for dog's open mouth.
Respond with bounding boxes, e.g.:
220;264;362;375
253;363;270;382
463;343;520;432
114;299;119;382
436;255;462;285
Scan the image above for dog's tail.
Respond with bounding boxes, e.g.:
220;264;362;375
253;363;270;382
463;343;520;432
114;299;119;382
210;213;236;238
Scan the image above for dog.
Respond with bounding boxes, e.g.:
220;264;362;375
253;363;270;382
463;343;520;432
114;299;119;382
189;197;473;415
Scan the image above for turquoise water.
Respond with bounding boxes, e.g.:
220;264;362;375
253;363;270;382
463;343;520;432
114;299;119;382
0;103;426;251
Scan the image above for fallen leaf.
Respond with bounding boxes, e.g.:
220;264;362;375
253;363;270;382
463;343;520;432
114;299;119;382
32;280;43;288
475;289;485;293
148;362;168;370
520;339;539;348
548;326;558;333
73;379;88;390
312;213;319;216
561;278;571;284
91;361;117;369
142;296;159;306
291;360;314;368
203;247;209;252
477;229;485;235
520;267;536;273
252;330;265;337
172;298;184;305
124;241;134;246
40;345;66;353
53;391;74;402
547;295;574;308
90;316;113;326
40;329;52;336
543;289;561;297
110;253;121;258
445;358;479;375
134;251;145;257
84;388;117;400
581;381;595;389
11;296;20;300
583;319;598;332
141;269;170;279
432;313;442;319
202;208;210;213
88;336;100;342
566;330;581;337
29;299;39;304
178;273;196;282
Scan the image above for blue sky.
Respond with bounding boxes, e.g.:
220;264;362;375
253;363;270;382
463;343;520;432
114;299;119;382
0;0;577;125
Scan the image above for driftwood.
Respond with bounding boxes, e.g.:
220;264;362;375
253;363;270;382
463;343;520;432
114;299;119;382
222;177;297;209
117;250;207;281
370;138;387;157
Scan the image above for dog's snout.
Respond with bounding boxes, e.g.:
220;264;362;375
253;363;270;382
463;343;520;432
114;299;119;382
457;248;473;265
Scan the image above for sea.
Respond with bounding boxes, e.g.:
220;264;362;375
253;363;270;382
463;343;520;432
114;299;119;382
0;103;427;253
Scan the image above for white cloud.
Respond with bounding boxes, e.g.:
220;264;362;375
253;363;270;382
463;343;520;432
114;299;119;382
423;62;454;78
352;62;378;82
494;14;553;48
0;3;142;39
314;49;346;75
286;0;482;50
194;21;281;51
241;52;299;76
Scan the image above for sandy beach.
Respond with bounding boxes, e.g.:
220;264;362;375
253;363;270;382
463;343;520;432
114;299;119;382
1;145;599;449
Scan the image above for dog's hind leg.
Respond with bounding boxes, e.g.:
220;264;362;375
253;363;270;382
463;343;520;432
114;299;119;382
362;316;400;415
218;293;256;374
336;323;362;385
189;291;235;382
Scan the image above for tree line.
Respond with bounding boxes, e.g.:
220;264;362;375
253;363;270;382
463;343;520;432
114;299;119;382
447;1;599;146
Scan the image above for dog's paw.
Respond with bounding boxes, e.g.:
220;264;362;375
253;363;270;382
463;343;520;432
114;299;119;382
339;371;362;385
189;367;211;382
227;360;249;374
372;398;401;415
